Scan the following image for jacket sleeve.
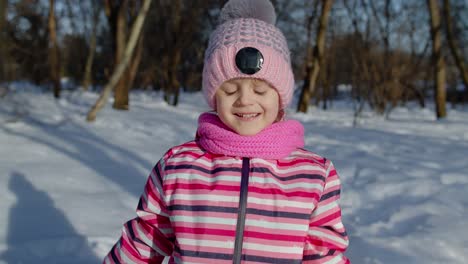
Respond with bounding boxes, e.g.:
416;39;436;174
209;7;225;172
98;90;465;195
303;161;350;263
103;157;174;264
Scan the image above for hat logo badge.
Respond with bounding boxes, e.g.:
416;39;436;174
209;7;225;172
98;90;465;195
235;47;264;75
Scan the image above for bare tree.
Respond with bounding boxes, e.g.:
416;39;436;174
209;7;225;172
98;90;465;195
427;0;447;118
102;0;144;110
106;0;129;109
341;0;381;124
7;2;49;84
64;0;78;34
0;0;5;36
400;1;430;108
48;0;61;98
87;0;151;122
162;0;182;106
339;0;432;121
443;0;468;90
368;0;392;114
0;0;7;81
158;0;207;106
82;1;102;91
297;0;334;113
320;9;337;110
301;1;320;84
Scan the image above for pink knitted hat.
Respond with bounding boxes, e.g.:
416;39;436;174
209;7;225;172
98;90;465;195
202;0;294;110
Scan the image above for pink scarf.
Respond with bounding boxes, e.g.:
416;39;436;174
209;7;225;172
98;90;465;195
196;112;304;159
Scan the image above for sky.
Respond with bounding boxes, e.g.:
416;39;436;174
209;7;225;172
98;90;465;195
0;83;467;263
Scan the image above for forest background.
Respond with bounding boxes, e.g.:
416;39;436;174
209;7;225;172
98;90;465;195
0;0;467;121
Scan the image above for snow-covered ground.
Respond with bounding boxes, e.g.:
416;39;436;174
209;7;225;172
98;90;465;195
0;84;467;264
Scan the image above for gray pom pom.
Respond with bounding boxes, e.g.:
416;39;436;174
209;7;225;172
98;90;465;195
219;0;277;25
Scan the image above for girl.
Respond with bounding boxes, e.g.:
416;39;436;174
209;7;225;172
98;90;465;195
104;0;349;263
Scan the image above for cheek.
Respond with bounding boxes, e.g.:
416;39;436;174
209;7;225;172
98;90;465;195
214;94;223;110
215;94;229;113
268;94;280;112
266;95;280;119
269;104;280;118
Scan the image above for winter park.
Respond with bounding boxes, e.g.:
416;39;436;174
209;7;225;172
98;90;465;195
1;0;468;264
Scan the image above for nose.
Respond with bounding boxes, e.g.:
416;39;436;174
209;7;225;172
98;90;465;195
235;88;253;106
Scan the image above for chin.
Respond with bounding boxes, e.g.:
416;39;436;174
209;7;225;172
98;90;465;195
235;129;262;136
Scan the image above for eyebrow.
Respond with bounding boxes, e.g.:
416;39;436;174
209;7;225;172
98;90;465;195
251;79;262;86
221;84;237;91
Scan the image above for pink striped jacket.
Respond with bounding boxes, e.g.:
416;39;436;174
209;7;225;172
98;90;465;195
104;141;349;263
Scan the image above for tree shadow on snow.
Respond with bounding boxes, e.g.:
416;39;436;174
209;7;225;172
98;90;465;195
0;172;100;264
302;122;468;263
346;233;415;263
0;114;153;198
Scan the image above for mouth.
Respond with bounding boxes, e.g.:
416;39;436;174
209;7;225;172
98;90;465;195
234;113;261;120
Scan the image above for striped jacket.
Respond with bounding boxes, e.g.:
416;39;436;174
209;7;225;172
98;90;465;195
104;141;349;263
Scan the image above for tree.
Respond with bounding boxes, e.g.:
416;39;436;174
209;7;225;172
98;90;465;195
6;1;49;84
106;0;129;109
161;0;182;106
297;0;334;113
82;1;102;91
159;0;208;106
138;1;222;104
443;0;468;91
0;0;5;36
337;0;431;121
103;0;145;110
47;0;61;98
87;0;151;122
427;0;447;118
0;0;7;81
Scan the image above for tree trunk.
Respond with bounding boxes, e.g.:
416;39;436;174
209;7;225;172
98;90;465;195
0;0;5;35
112;0;130;110
301;1;319;78
127;34;144;92
162;0;182;106
443;0;468;90
82;5;100;91
87;0;152;122
168;47;181;106
48;0;61;98
369;0;392;114
0;0;7;81
297;0;334;113
427;0;447;118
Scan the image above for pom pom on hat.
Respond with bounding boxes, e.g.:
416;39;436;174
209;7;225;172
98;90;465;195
219;0;276;25
202;0;295;110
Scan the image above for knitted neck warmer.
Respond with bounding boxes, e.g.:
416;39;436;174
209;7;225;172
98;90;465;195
196;112;304;159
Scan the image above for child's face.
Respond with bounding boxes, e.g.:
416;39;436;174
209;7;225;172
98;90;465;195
215;78;280;136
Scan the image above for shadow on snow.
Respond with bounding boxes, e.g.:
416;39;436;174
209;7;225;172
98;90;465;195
1;172;101;264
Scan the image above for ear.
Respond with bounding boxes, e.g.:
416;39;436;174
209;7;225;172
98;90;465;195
276;109;285;122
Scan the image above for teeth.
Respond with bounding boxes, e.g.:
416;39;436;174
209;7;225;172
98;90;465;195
237;113;258;118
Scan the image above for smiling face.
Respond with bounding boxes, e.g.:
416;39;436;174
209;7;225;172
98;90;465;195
215;78;280;136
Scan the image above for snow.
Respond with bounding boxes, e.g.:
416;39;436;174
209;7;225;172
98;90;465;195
1;84;467;264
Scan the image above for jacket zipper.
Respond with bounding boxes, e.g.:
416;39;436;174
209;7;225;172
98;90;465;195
233;157;250;264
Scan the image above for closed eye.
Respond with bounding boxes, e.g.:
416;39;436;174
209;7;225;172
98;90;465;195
224;90;237;95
